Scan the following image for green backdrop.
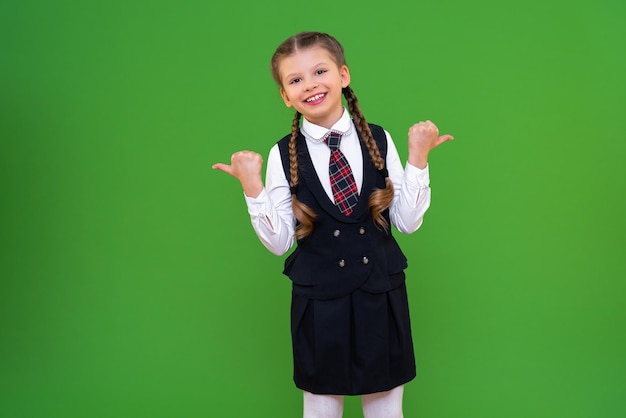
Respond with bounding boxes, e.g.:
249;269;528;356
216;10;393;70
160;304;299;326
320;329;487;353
1;0;625;417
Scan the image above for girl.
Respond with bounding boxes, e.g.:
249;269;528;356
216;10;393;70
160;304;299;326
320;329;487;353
213;32;452;418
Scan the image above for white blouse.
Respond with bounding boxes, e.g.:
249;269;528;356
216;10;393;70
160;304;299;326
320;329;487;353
244;109;431;255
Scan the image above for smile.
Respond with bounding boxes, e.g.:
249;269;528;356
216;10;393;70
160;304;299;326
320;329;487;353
305;93;326;103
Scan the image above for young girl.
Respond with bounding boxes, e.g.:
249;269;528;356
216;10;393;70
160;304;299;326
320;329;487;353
213;32;452;418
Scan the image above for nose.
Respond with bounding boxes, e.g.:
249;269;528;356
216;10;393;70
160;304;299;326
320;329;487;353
304;80;318;91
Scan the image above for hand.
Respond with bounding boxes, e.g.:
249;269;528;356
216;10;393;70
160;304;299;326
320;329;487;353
213;151;264;198
407;120;453;169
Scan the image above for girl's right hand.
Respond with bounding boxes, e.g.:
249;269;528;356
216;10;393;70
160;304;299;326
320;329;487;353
212;151;264;198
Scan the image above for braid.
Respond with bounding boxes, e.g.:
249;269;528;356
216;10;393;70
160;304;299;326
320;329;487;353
288;111;317;240
288;111;302;187
343;87;385;169
343;86;395;231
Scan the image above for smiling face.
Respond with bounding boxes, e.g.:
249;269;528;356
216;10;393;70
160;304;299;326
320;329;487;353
278;46;350;129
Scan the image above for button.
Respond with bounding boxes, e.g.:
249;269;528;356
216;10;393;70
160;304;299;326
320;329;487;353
362;257;369;265
359;227;366;235
338;259;346;268
333;229;341;237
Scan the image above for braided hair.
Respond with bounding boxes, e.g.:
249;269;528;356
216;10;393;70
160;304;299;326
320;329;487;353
270;32;394;239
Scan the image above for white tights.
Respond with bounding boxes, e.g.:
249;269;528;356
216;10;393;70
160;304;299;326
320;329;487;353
302;385;404;418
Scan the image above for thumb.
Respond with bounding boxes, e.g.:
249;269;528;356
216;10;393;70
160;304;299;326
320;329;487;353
436;134;454;146
212;163;233;176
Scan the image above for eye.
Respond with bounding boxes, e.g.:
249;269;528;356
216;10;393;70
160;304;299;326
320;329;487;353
315;69;327;75
289;77;301;85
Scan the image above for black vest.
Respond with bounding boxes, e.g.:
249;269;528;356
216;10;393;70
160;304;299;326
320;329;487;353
277;123;408;299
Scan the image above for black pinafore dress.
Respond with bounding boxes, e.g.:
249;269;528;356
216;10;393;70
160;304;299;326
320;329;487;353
278;124;416;395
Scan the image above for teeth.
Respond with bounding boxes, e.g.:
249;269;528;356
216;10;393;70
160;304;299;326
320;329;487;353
306;93;325;102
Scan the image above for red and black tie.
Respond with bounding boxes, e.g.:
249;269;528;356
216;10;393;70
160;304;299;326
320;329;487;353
324;131;359;216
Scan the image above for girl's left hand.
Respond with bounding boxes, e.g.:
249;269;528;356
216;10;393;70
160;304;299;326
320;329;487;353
407;120;453;169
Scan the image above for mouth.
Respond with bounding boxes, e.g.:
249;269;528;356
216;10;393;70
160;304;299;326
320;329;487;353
304;93;326;104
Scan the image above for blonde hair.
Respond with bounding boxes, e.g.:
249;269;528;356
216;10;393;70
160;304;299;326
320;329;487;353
271;32;394;239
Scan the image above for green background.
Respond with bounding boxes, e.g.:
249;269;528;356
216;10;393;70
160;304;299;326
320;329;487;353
1;0;625;417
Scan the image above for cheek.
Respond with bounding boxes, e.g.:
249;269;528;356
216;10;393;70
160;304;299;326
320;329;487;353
280;87;297;107
286;85;302;100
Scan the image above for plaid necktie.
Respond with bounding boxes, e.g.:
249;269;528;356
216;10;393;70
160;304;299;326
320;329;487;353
324;131;359;216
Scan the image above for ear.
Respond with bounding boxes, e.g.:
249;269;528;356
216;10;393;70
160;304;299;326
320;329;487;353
340;65;351;88
280;88;293;108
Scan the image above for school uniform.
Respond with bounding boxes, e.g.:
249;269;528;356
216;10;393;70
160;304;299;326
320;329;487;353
244;108;431;395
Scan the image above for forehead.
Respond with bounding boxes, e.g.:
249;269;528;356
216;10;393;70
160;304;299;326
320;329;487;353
279;46;337;75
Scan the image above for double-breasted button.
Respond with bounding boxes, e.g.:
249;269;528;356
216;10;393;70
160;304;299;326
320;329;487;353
359;227;366;235
338;259;346;268
362;256;369;265
333;229;341;237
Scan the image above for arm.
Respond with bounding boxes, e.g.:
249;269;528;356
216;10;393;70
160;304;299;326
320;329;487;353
213;146;296;255
387;121;453;233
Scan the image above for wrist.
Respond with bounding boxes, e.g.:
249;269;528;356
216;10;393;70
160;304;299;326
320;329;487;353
408;153;428;169
242;180;263;198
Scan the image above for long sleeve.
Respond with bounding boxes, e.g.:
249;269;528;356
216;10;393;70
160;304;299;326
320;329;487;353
384;130;432;234
244;144;296;256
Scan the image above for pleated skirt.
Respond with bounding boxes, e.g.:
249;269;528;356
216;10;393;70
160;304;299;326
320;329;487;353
290;279;416;395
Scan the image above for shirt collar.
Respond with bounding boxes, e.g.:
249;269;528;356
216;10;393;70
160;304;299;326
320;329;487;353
301;108;352;142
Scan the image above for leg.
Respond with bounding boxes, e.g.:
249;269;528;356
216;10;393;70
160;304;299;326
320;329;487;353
303;391;344;418
361;385;404;418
